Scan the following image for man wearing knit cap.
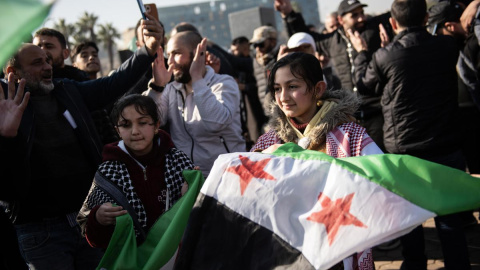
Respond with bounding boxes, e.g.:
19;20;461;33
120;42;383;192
250;25;279;118
286;32;316;54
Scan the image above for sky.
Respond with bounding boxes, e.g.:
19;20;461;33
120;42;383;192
42;0;394;34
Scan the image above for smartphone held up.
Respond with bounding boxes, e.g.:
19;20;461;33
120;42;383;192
136;0;159;22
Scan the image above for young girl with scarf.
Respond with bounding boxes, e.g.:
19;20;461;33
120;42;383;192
251;52;382;269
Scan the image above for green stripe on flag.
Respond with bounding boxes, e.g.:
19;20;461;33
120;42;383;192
96;169;205;270
0;0;53;67
272;143;480;216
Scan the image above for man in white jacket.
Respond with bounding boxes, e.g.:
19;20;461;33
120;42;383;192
144;31;246;177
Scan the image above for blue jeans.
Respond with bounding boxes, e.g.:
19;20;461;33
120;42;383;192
400;150;471;270
14;216;103;270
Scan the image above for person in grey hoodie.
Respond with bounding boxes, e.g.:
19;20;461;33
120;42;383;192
144;31;246;178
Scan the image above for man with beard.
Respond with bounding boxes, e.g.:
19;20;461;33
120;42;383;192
34;28;89;81
250;25;278;119
0;13;162;269
275;0;391;151
144;31;246;178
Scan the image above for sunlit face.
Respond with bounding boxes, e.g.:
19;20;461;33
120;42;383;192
166;37;193;84
33;35;68;68
255;38;277;55
16;45;54;95
340;7;366;33
273;66;318;124
116;105;160;156
73;46;101;75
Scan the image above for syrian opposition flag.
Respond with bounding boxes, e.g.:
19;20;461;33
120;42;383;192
174;143;480;270
96;170;204;270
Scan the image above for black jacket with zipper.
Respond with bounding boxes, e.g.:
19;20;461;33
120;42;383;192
354;27;460;157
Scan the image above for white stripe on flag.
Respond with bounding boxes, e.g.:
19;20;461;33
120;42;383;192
203;152;435;269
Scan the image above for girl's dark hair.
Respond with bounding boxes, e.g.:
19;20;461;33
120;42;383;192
110;94;160;125
267;52;324;99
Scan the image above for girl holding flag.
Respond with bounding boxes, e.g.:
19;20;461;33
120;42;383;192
77;94;194;248
251;52;382;269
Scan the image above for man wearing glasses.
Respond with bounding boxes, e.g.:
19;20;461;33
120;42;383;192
250;25;278;118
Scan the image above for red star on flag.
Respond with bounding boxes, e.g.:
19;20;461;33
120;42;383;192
226;155;276;195
307;192;367;245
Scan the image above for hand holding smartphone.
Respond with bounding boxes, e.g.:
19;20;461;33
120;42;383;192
136;0;159;21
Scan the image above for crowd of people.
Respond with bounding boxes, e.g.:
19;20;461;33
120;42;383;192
0;0;479;269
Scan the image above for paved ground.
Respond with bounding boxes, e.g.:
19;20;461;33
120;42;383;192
373;212;480;269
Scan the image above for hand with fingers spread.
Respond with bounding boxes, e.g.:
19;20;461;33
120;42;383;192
274;0;293;17
205;51;221;74
379;24;390;48
0;73;30;138
347;29;368;52
95;202;128;226
190;38;208;82
141;13;164;57
152;46;172;87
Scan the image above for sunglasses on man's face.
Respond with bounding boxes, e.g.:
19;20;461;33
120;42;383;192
253;42;265;49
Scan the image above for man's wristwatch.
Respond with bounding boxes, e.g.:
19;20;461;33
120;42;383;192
148;81;165;92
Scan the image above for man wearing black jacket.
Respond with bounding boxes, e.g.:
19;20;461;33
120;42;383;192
350;0;471;268
0;13;162;269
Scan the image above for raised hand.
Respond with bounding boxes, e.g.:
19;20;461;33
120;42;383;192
0;73;29;138
274;0;293;17
189;38;208;82
141;13;164;57
347;29;368;52
95;202;127;226
205;51;221;74
379;24;390;48
277;44;289;61
461;0;480;32
152;46;172;87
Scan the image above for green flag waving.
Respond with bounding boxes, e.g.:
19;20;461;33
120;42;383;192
0;0;52;67
96;170;205;270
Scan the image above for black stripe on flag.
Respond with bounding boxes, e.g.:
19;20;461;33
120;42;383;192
174;193;344;270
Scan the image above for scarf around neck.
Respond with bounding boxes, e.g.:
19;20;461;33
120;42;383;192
286;100;337;148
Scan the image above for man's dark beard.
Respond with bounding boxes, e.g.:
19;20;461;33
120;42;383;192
174;57;193;84
174;68;192;84
352;22;366;33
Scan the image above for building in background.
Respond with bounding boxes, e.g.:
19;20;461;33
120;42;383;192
156;0;320;49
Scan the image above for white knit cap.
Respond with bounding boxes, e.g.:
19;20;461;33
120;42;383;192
287;32;316;51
